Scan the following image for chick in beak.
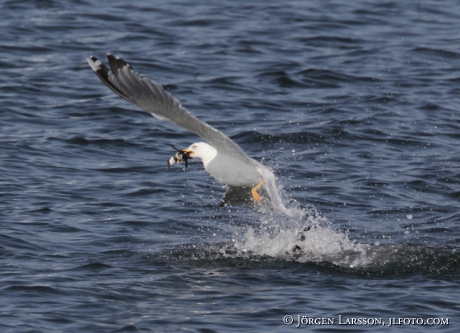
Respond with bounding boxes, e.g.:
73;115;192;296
167;145;193;168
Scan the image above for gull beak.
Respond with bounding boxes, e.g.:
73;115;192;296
180;149;193;168
182;149;193;155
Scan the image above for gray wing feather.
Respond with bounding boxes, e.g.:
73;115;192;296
87;55;252;163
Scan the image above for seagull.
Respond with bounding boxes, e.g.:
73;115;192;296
87;54;285;209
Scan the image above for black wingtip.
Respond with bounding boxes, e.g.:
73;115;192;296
87;54;132;102
107;54;134;75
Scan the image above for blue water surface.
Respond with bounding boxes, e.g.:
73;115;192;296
1;0;459;332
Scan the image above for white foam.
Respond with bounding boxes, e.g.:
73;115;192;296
231;201;373;268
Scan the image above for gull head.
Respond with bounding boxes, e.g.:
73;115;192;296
183;142;217;167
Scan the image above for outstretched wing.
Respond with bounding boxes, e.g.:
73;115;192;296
87;54;252;164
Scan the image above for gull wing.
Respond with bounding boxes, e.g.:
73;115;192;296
87;55;252;164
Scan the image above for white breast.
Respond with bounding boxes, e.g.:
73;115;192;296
204;153;263;187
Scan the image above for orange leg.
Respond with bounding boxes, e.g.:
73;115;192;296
251;180;265;202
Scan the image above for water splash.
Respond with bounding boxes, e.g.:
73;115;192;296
225;201;459;275
232;202;369;266
156;180;459;275
228;173;383;269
